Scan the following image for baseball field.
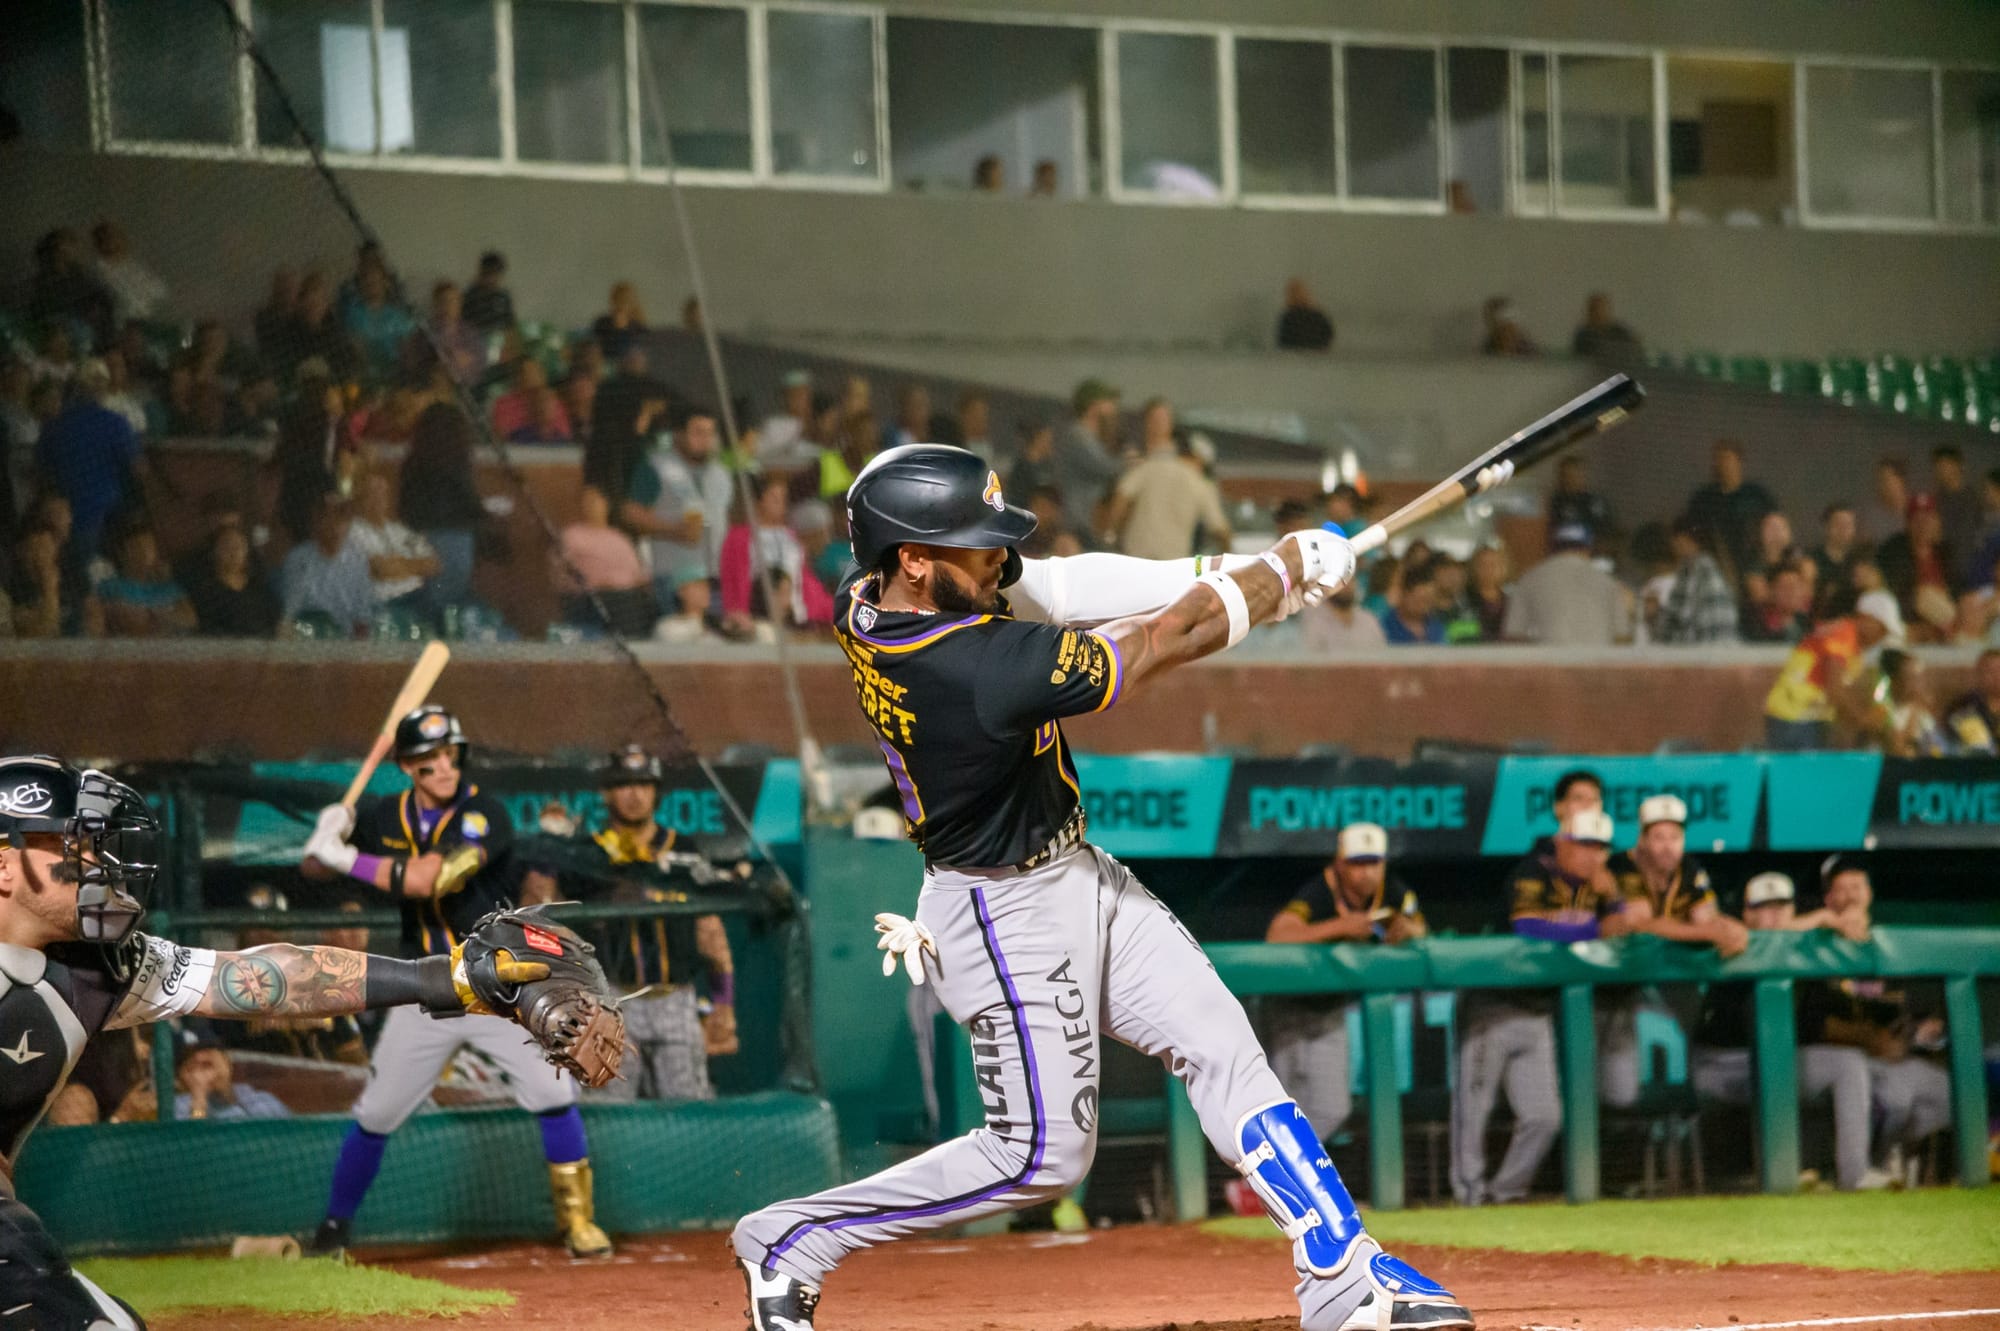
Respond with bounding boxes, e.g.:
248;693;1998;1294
100;1189;2000;1331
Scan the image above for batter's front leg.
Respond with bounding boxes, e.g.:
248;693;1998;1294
1093;850;1472;1331
733;869;1104;1289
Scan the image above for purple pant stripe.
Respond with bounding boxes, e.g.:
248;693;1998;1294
764;886;1046;1263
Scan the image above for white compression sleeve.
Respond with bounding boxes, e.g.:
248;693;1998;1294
1009;552;1261;626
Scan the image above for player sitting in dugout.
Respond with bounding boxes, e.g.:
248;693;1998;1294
521;743;739;1103
1259;822;1426;1147
0;755;602;1327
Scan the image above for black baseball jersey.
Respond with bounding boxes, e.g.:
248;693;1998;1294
1606;851;1716;924
834;568;1122;868
353;785;517;958
0;934;216;1171
573;823;702;991
1280;870;1424;936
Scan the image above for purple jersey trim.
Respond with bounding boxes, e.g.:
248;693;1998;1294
764;885;1045;1262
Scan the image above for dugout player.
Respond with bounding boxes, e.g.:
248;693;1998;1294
1597;794;1747;1107
733;444;1487;1331
1261;824;1427;1143
1690;872;1885;1191
300;706;612;1260
0;755;522;1326
1452;808;1638;1207
520;744;737;1101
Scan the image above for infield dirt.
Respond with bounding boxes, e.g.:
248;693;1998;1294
153;1225;2000;1331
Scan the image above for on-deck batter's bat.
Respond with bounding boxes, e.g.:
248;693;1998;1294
1344;373;1645;556
341;640;452;809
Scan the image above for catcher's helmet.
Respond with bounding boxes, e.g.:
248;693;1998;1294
846;444;1037;569
0;754;159;946
394;704;467;762
600;743;664;787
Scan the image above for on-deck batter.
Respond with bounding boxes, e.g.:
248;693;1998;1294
733;445;1477;1331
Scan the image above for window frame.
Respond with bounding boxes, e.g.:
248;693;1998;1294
70;0;2000;234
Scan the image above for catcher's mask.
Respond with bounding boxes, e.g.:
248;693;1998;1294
0;755;160;948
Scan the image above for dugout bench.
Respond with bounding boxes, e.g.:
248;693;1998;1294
1149;929;1997;1215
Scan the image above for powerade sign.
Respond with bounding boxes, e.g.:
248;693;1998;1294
1074;755;1229;858
1480;755;1763;855
1221;759;1488;857
223;760;802;865
1869;758;2000;848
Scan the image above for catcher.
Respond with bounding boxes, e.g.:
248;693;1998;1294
300;706;623;1260
0;754;619;1328
521;744;739;1102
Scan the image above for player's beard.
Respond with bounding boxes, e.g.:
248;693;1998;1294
931;566;1000;616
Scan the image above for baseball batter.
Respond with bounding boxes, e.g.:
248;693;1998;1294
0;755;611;1327
733;445;1475;1331
301;706;612;1259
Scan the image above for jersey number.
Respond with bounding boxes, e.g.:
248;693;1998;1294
879;739;923;824
1032;721;1057;756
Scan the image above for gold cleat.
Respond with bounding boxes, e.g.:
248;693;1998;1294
549;1160;615;1260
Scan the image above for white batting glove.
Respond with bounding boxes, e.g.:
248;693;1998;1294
1473;459;1514;493
305;802;359;874
1281;529;1359;607
874;912;938;986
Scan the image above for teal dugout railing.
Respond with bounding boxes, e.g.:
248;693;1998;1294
940;928;1994;1218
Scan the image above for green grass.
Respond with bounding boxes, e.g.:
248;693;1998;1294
72;1256;513;1319
1203;1189;2000;1273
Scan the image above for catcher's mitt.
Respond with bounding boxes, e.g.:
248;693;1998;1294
453;906;626;1088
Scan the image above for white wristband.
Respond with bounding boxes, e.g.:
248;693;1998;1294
1198;572;1251;647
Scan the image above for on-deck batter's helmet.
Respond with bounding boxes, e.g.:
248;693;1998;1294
393;704;467;762
846;444;1037;569
600;743;664;787
0;755;160;948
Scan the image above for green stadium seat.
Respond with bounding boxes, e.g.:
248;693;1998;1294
1683;351;1724;380
1726;356;1772;389
1776;359;1820;396
1821;357;1867;404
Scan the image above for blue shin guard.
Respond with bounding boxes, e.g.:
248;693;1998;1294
1233;1100;1367;1278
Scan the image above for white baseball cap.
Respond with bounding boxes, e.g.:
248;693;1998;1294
1744;871;1795;907
1638;794;1687;829
1559;808;1614;845
1855;590;1906;644
1337;823;1387;862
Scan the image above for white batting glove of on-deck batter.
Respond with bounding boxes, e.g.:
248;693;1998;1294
874;912;938;986
1279;529;1360;608
304;802;359;874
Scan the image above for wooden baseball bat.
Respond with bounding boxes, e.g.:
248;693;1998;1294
1345;374;1645;556
341;641;451;809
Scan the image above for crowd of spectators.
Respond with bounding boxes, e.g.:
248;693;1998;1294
6;222;1995;723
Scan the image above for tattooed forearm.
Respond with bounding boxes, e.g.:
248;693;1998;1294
199;944;368;1018
1101;545;1297;694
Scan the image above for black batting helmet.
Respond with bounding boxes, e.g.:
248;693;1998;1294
393;705;466;762
600;743;664;787
846;444;1037;569
0;755;159;948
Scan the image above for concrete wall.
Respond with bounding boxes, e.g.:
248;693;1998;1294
7;148;1997;361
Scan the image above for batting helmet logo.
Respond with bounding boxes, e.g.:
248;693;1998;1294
982;471;1005;512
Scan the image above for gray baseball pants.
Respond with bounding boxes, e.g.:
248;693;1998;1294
352;1006;577;1132
1450;1004;1561;1205
732;843;1385;1331
1692;1043;1871;1189
1265;1001;1355;1142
